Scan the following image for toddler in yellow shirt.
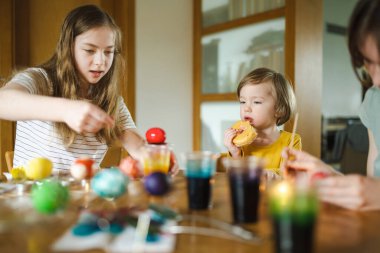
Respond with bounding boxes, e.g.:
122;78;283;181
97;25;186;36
223;67;301;175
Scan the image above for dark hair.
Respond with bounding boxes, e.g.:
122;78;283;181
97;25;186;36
348;0;380;88
237;67;296;126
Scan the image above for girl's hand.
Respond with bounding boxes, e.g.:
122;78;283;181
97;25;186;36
168;151;179;177
317;175;380;211
124;150;179;178
63;100;114;133
224;128;241;157
119;156;143;179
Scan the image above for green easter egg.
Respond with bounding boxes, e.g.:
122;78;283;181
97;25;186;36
32;180;69;214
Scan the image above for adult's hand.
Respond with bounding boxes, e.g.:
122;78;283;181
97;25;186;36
317;175;380;211
282;148;336;175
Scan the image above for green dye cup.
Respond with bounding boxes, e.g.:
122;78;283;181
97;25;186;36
269;181;318;253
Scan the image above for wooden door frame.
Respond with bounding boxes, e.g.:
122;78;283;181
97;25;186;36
0;0;15;174
286;0;322;157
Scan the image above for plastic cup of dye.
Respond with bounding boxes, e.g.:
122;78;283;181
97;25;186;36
182;151;219;210
268;180;319;253
222;156;263;223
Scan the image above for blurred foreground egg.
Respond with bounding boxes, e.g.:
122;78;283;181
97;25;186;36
70;158;97;180
128;180;146;197
91;168;128;199
144;172;170;196
11;166;26;180
32;180;69;214
119;157;142;179
26;157;53;180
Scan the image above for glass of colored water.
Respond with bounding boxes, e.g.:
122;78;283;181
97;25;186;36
182;151;219;210
143;144;171;175
268;180;319;253
222;156;263;223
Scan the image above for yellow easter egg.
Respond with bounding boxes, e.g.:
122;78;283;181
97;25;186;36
11;166;26;180
26;158;53;180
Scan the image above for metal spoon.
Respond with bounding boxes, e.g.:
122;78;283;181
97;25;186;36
149;204;262;243
176;214;261;243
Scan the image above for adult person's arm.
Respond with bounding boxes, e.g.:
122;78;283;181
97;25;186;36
282;148;342;175
0;83;114;133
282;148;380;211
317;175;380;211
366;130;378;176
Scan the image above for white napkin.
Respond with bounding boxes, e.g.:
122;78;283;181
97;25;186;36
52;229;112;251
52;212;176;253
109;220;176;253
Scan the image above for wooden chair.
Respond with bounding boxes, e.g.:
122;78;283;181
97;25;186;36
216;153;227;173
5;151;14;172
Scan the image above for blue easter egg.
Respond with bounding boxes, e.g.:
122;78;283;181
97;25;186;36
91;168;128;198
144;172;170;196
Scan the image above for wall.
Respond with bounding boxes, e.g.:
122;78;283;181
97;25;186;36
323;0;360;118
136;1;193;159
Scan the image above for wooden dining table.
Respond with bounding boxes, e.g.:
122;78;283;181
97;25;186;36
1;171;380;253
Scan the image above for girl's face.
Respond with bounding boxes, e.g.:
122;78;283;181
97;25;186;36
360;35;380;87
239;81;277;129
74;26;115;88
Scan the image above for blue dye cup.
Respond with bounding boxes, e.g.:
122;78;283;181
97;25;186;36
181;151;219;210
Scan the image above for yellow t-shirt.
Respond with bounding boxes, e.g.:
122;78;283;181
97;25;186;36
241;131;302;174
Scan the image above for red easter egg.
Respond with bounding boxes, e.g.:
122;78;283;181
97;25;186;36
119;157;142;179
70;158;96;180
146;128;166;144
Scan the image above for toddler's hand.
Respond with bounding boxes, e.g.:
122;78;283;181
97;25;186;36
63;100;114;134
224;128;241;157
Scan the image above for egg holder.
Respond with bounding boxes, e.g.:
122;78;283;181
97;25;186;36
0;171;81;198
0;176;36;196
0;180;78;234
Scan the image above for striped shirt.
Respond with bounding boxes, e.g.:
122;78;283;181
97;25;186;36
10;68;136;172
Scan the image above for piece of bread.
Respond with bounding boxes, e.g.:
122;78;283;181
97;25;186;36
232;120;257;147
